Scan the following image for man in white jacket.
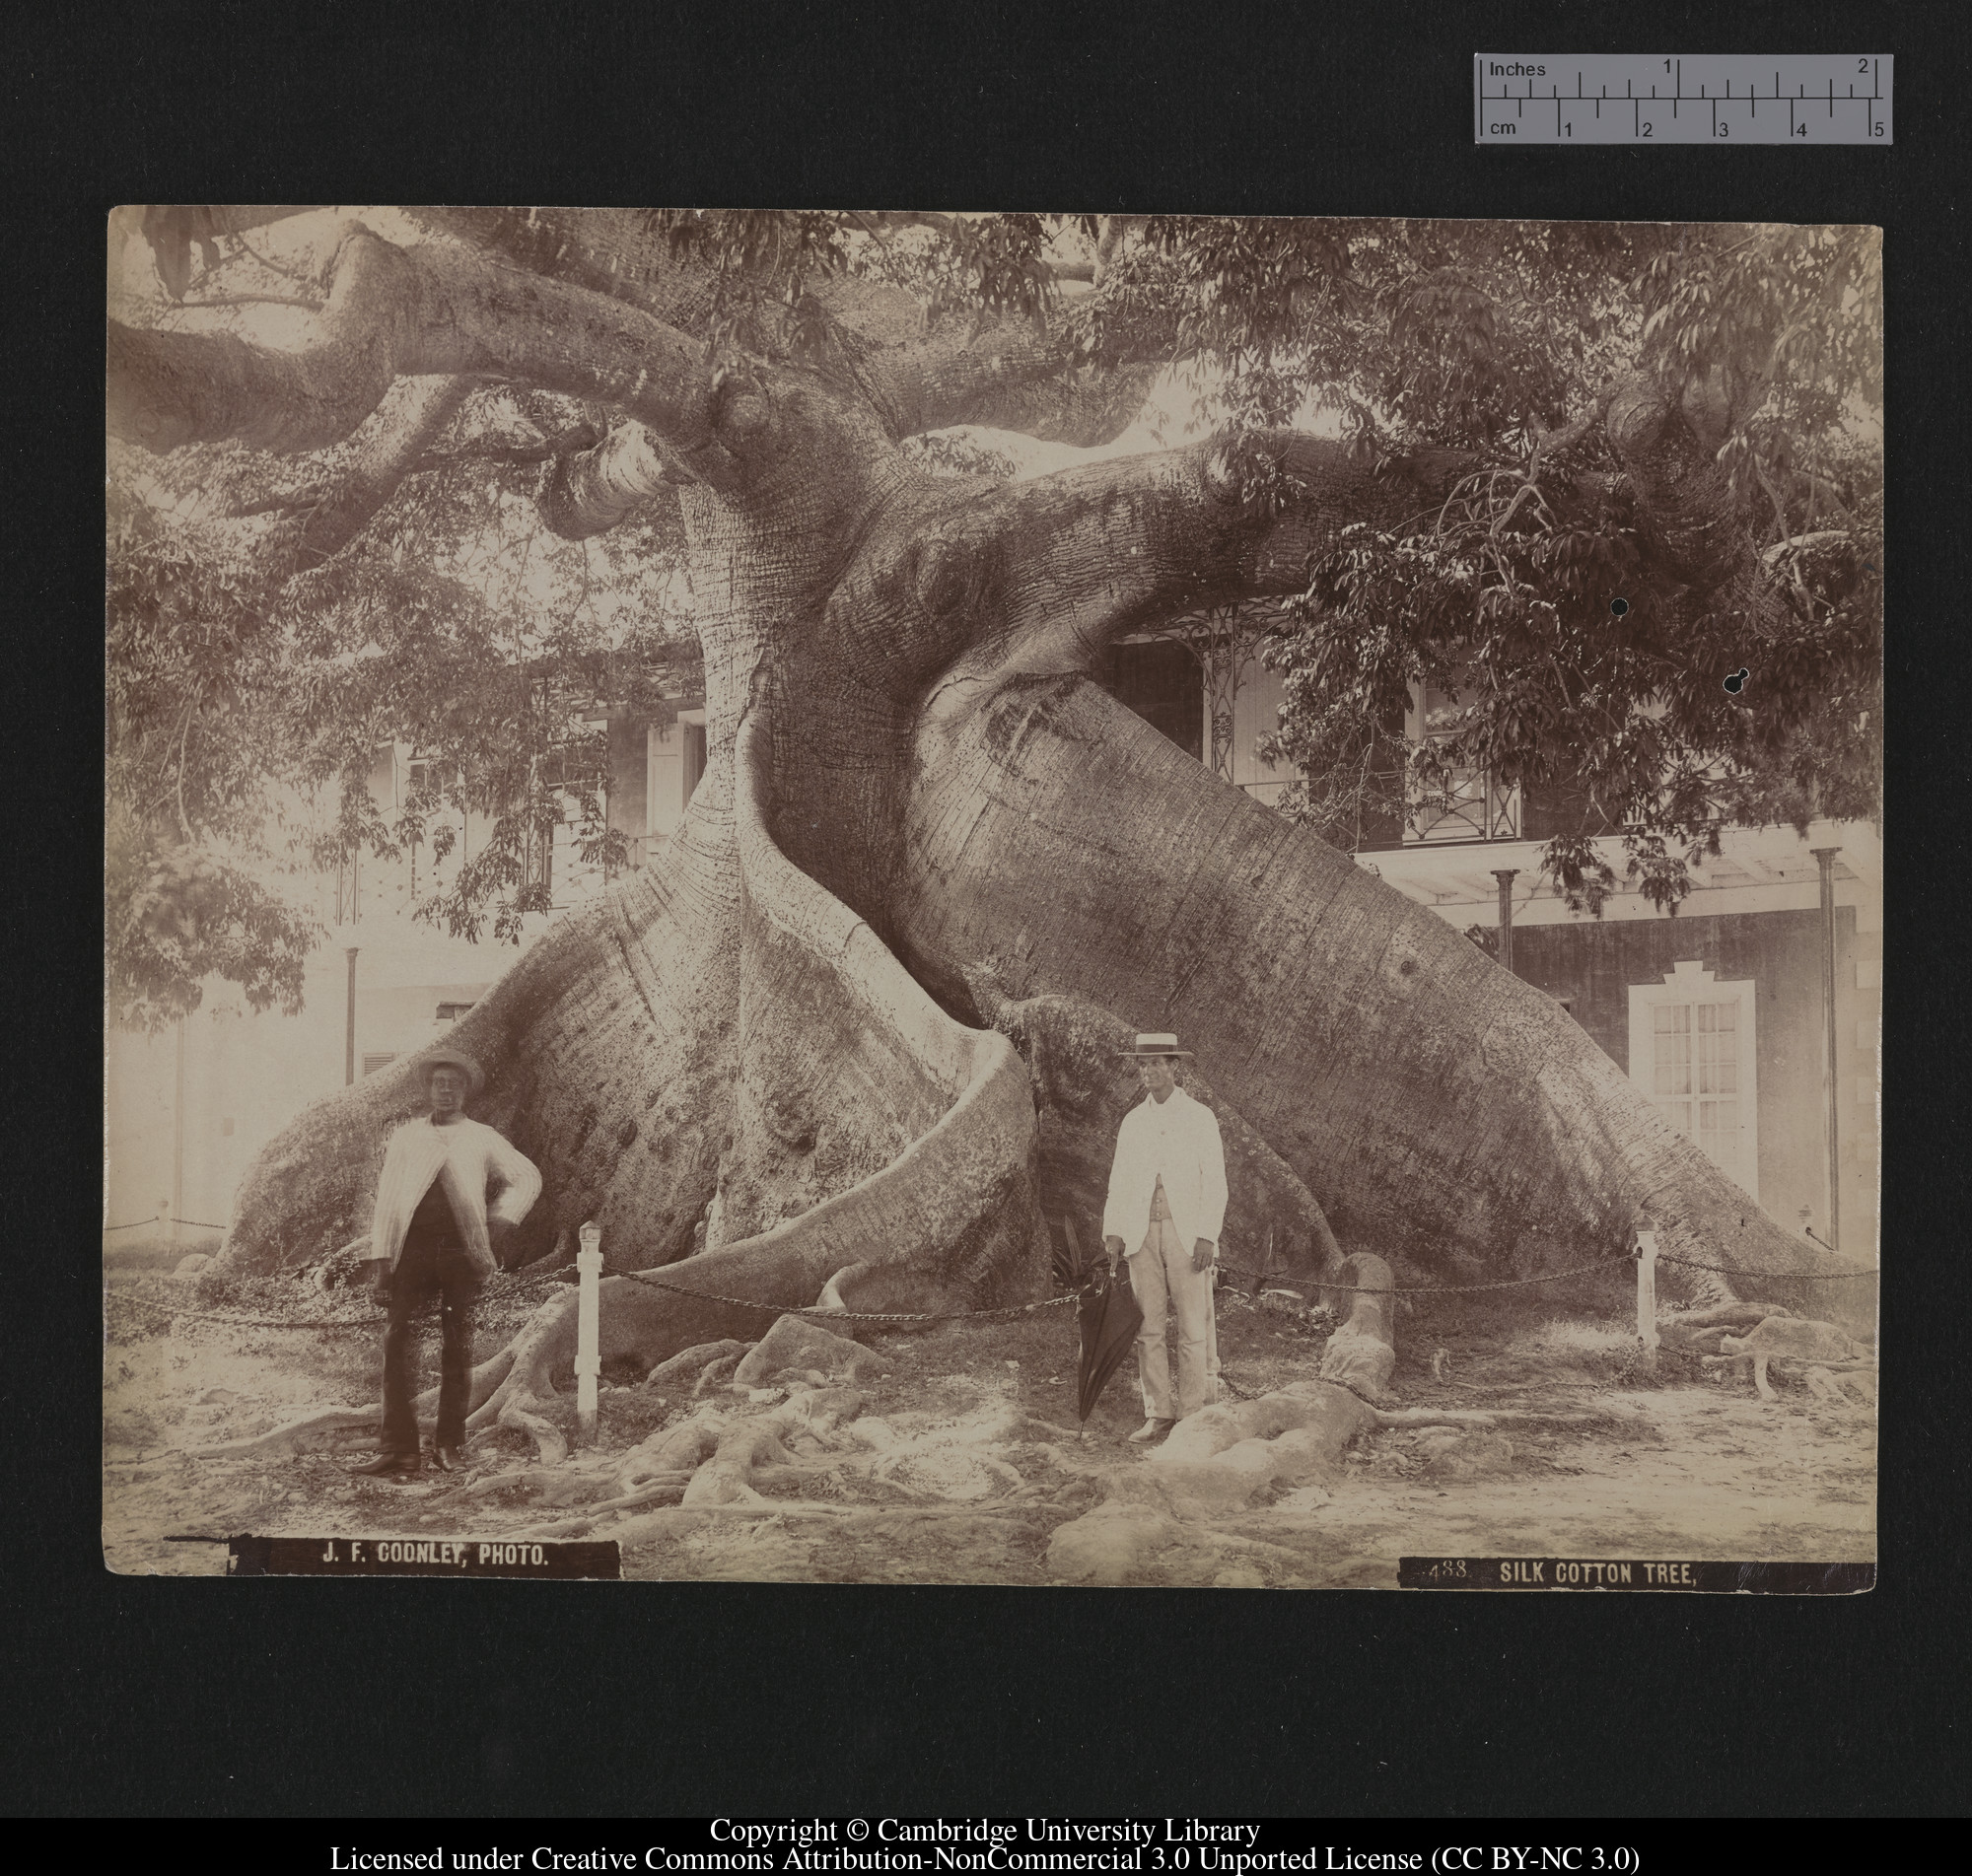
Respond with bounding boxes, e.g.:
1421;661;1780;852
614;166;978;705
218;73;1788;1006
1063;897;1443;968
1102;1033;1229;1445
352;1047;541;1478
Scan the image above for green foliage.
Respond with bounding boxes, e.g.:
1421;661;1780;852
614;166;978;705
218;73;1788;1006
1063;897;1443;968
106;810;317;1028
1235;221;1881;909
106;368;699;1024
644;209;1068;363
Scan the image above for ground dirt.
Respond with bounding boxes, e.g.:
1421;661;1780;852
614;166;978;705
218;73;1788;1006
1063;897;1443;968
102;1258;1876;1586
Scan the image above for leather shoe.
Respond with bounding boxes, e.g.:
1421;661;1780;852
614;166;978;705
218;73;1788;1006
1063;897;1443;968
1126;1418;1176;1445
350;1451;421;1479
430;1445;466;1473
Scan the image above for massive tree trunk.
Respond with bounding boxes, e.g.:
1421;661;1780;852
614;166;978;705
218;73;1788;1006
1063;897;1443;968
898;676;1796;1286
111;211;1869;1442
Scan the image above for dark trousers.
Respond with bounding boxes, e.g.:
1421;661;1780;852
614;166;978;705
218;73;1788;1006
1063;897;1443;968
380;1228;483;1455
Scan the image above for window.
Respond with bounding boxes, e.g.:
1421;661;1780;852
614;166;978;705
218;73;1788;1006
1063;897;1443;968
682;721;707;805
1651;1002;1741;1160
435;1003;475;1022
1100;641;1205;762
362;1052;398;1077
538;747;606;799
1627;961;1758;1200
1404;681;1520;843
522;821;553;898
399;753;455;807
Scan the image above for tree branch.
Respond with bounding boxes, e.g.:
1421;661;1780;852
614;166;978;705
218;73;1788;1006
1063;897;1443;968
537;422;676;539
127;206;328;300
394;207;1146;454
1600;371;1742;587
870;317;1154;448
296;375;480;569
220;420;603;521
883;430;1476;713
108;221;765;491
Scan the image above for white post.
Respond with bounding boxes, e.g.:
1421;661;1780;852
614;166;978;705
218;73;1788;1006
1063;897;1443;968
1635;1220;1659;1377
158;1198;174;1250
575;1220;602;1447
172;1015;185;1245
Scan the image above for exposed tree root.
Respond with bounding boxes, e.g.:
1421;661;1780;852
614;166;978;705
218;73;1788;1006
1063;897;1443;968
691;1355;744;1398
179;1405;378;1459
513;1472;698;1540
1368;1406;1501;1429
603;1500;1074;1558
646;1341;753;1386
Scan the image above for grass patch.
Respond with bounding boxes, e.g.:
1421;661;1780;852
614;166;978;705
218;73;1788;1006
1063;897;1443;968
1502;1317;1643;1383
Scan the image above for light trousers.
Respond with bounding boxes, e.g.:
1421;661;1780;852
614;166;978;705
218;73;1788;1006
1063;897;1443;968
1128;1183;1219;1421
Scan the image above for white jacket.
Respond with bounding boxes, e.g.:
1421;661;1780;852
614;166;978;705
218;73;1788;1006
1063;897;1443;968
363;1116;542;1279
1101;1085;1229;1255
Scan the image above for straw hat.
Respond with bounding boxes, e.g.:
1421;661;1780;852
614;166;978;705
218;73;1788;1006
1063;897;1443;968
1117;1031;1193;1059
421;1046;486;1097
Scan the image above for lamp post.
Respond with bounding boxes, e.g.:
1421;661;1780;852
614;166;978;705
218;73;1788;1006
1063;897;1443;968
333;922;360;1085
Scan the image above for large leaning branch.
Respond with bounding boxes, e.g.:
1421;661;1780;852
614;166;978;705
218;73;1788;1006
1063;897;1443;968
401;206;1142;452
889;430;1475;712
107;222;766;492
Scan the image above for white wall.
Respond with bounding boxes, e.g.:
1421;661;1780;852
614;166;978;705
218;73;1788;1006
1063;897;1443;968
1225;663;1297;803
105;913;507;1237
644;710;706;854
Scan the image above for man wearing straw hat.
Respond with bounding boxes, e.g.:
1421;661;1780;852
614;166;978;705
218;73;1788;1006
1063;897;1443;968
1102;1033;1229;1446
351;1047;541;1479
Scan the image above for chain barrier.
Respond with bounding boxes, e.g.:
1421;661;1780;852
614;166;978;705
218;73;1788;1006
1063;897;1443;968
104;1265;573;1337
104;1217;229;1235
1222;1248;1878;1294
606;1261;1078;1324
1216;1251;1637;1296
1653;1250;1879;1282
610;1251;1638;1312
104;1242;1872;1341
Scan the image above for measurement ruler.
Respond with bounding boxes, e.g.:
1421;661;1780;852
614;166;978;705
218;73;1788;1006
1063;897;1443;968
1475;54;1892;144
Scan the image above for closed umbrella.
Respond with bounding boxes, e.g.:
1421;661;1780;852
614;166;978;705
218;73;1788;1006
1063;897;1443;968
1062;1216;1144;1435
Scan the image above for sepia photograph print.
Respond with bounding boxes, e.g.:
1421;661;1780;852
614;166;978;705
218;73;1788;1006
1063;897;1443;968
104;207;1881;1589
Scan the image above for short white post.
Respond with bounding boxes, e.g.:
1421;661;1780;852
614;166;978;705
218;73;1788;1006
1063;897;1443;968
1635;1219;1659;1378
158;1199;174;1250
575;1220;602;1447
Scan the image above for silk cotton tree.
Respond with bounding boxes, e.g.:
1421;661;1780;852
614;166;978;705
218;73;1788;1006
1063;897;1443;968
106;208;1876;1450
